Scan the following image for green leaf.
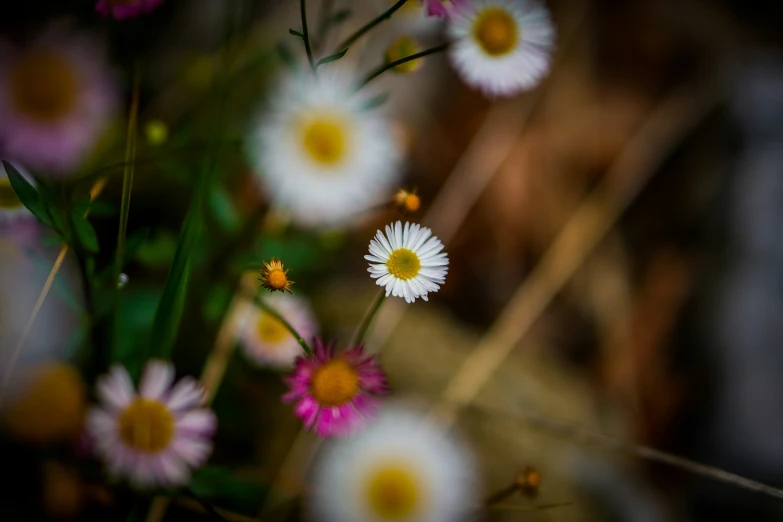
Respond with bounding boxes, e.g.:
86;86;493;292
332;8;352;23
1;160;53;227
316;49;348;68
135;231;177;269
208;185;241;233
362;92;389;110
70;211;99;252
288;28;304;38
275;42;297;71
87;200;117;216
190;466;265;514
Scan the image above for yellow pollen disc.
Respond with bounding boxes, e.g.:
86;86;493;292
301;117;347;166
267;269;288;290
474;8;518;56
256;311;289;344
404;194;420;212
10;51;78;122
309;360;359;407
367;464;422;519
118;398;175;453
386;249;421;280
0;178;23;210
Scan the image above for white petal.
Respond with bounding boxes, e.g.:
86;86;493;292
139;360;175;400
96;365;135;410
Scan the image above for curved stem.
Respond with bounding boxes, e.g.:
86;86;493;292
350;289;386;347
115;62;140;284
300;0;316;70
360;42;450;88
334;0;409;53
256;296;313;356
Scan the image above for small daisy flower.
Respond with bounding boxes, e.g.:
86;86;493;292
282;339;388;437
448;0;555;97
394;188;421;213
258;258;294;294
308;406;480;522
95;0;165;20
385;36;423;74
86;361;217;489
0;24;119;174
246;69;401;228
238;293;318;369
366;221;449;303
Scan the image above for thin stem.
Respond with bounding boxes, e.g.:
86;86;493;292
256;295;313;356
334;0;409;53
184;489;229;522
115;63;141;284
350;289;386;347
360;42;450;88
483;483;520;507
300;0;316;70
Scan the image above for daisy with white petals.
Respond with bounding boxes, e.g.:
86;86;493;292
308;406;479;522
366;221;449;303
246;69;401;228
86;361;217;488
238;293;318;369
447;0;555;97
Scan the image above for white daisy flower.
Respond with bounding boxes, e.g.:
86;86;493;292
365;221;449;303
447;0;555;97
86;360;217;489
237;292;318;369
246;69;401;228
308;406;480;522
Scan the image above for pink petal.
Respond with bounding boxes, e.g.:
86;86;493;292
167;377;205;411
139;360;175;400
96;365;135;410
176;409;217;438
172;437;213;466
294;396;321;428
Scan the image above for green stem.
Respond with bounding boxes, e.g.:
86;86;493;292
300;0;316;70
360;42;450;88
115;63;140;283
350;289;386;347
334;0;409;53
256;296;314;356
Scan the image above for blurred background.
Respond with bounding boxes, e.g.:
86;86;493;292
3;0;783;520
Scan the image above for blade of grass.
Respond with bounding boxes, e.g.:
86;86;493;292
115;63;141;284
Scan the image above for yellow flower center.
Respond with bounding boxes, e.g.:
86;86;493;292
0;178;23;210
301;117;347;166
10;51;78;122
366;463;422;519
386;36;422;74
386;248;421;280
309;360;359;407
266;269;288;290
118;398;175;453
473;8;518;56
256;311;290;344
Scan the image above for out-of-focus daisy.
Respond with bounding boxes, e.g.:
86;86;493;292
421;0;470;17
385;36;423;74
95;0;165;20
283;339;388;437
447;0;555;97
247;70;401;228
0;24;119;174
308;406;480;522
366;221;448;303
86;360;217;488
238;293;318;369
394;188;421;213
258;258;294;294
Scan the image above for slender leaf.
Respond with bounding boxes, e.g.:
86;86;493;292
208;184;240;233
70;211;99;252
362;92;389;110
316;48;348;68
289;28;305;38
2;160;53;227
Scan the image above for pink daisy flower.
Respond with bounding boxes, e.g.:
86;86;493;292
95;0;166;20
421;0;469;17
86;360;217;489
282;339;389;438
0;23;119;175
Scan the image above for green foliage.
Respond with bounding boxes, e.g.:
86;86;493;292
190;466;266;515
316;48;348;68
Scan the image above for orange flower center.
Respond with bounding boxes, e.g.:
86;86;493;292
309;360;359;407
118;398;175;453
267;269;288;290
474;8;518;56
10;51;78;122
366;463;422;519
